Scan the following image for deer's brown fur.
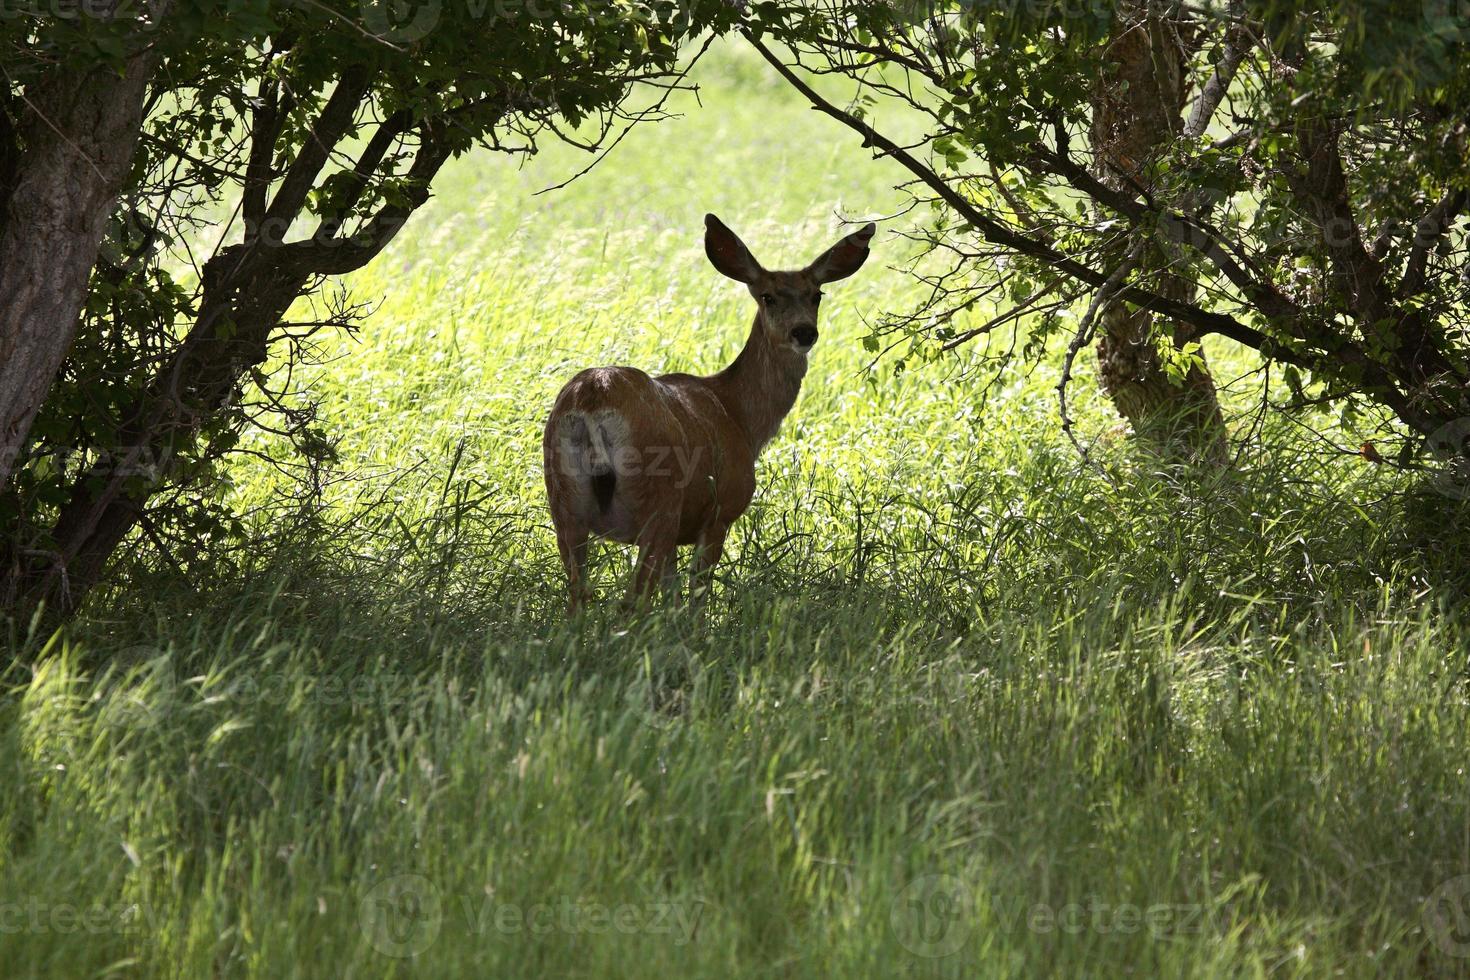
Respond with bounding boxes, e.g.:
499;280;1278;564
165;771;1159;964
543;213;876;611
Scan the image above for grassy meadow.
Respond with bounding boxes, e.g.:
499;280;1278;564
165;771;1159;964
4;41;1470;978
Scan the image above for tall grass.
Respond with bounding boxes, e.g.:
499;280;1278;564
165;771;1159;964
3;40;1469;978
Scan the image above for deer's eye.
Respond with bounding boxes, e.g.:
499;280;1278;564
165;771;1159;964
761;293;776;305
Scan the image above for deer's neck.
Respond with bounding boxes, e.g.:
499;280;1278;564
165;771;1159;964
709;313;808;457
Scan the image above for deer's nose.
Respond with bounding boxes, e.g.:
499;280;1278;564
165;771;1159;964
791;326;818;349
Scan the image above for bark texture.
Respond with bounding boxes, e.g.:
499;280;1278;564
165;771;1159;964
0;24;159;483
1090;2;1229;462
2;104;455;617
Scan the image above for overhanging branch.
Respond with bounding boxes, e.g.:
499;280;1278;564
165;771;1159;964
259;65;374;235
744;32;1304;366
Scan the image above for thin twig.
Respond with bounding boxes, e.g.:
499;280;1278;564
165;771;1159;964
535;33;715;196
1057;238;1145;479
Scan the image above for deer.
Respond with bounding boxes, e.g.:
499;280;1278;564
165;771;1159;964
542;213;877;612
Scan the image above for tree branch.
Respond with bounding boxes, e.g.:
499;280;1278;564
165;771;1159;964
1286;115;1396;326
312;108;412;239
259;65;374;235
274;120;455;277
745;32;1305;365
1059;238;1144;471
243;64;293;233
1399;187;1465;299
750;31;1443;433
1184;0;1251;140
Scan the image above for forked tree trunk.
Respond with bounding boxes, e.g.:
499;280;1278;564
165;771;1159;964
1091;1;1229;463
0;98;454;620
0;20;159;485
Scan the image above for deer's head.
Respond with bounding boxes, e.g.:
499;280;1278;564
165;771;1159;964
704;214;876;355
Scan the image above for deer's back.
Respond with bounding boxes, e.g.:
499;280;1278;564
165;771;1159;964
544;366;756;544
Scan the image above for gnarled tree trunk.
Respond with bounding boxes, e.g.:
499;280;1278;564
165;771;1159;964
1;98;455;619
0;14;160;486
1091;1;1229;463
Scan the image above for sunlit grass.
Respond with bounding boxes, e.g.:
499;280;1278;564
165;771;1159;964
2;39;1469;979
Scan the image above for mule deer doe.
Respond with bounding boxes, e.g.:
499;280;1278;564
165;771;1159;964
543;213;876;612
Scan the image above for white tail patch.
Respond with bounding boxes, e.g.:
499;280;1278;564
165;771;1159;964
543;213;877;613
557;408;629;478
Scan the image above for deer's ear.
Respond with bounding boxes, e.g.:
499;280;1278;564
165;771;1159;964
807;222;876;284
704;214;762;283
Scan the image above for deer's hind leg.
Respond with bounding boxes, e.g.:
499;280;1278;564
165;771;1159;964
554;519;591;615
690;522;729;609
628;515;680;608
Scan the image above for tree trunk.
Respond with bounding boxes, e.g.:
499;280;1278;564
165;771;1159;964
0;34;158;485
1091;1;1229;463
1;111;455;620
